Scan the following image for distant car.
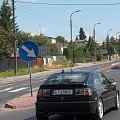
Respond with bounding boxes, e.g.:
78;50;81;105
35;70;119;120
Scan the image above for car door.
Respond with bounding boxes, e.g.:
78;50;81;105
97;72;116;110
92;72;106;98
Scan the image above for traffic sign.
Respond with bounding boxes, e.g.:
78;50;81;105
18;40;39;62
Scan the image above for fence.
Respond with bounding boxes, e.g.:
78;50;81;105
0;57;31;72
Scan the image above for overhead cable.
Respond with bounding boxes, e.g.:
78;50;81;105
15;1;120;6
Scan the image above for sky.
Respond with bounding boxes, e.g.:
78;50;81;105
1;0;120;43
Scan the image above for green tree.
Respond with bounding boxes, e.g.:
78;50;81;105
56;36;65;43
32;35;48;46
109;36;116;55
0;0;18;32
47;44;61;56
86;36;94;56
101;41;106;49
79;28;86;40
0;29;14;60
63;44;72;60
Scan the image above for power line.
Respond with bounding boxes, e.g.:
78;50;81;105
16;2;78;30
15;1;120;6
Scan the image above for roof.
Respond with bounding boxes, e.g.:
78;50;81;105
54;69;97;75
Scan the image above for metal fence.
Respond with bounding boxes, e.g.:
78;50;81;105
0;57;30;72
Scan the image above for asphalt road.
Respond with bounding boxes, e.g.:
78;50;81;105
0;61;120;120
0;61;115;108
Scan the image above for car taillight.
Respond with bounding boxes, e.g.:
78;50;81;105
37;89;43;96
75;88;91;96
37;89;50;96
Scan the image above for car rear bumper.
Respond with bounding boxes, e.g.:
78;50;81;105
35;101;97;114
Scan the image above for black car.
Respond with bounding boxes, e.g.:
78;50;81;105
35;70;119;120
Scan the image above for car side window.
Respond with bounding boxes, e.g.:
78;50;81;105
93;73;102;85
88;73;94;85
97;72;108;85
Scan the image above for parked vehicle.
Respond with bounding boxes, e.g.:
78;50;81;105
35;70;119;120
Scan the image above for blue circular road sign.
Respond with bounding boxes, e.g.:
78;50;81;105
18;40;39;62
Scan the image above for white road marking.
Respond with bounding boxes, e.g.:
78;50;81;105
0;84;13;88
0;87;14;93
26;87;39;92
8;87;29;93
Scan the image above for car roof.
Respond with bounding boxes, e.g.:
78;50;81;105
53;69;97;75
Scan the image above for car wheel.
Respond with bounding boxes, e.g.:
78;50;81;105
114;92;119;110
93;98;104;120
36;112;49;120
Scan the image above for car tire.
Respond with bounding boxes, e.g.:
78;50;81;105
114;92;119;110
36;112;49;120
93;98;104;120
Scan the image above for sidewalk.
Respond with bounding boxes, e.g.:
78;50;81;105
2;61;120;110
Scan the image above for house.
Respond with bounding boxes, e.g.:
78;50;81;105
45;36;69;54
46;36;56;44
55;42;69;54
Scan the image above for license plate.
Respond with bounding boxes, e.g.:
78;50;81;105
52;89;73;95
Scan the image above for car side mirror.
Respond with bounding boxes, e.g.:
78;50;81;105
108;79;116;85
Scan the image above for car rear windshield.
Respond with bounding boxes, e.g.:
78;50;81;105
44;72;89;84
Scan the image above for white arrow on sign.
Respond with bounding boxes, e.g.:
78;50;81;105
21;45;36;57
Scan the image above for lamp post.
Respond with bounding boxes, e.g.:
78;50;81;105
93;23;101;63
12;0;17;75
107;29;113;61
70;10;81;65
116;32;119;59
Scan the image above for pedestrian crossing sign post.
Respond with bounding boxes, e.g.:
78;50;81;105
18;40;39;97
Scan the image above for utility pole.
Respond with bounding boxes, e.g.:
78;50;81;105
93;23;101;63
12;0;17;75
116;32;119;59
70;10;81;65
107;29;113;61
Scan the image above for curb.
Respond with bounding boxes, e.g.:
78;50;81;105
4;91;37;110
5;103;16;109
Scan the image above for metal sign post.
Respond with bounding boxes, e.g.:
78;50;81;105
18;40;39;97
28;62;33;97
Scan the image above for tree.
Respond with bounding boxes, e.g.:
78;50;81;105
101;41;106;49
109;36;116;55
0;0;19;32
56;36;65;43
0;0;20;61
86;36;94;56
32;35;48;46
63;44;72;60
79;28;86;40
0;29;14;60
47;44;61;56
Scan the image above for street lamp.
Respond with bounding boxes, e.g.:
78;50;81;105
70;10;81;65
93;22;101;63
107;29;113;61
116;32;119;59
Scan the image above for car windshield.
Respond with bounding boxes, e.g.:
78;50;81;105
44;72;88;84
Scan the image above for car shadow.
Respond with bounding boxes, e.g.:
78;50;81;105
24;116;36;120
23;114;93;120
